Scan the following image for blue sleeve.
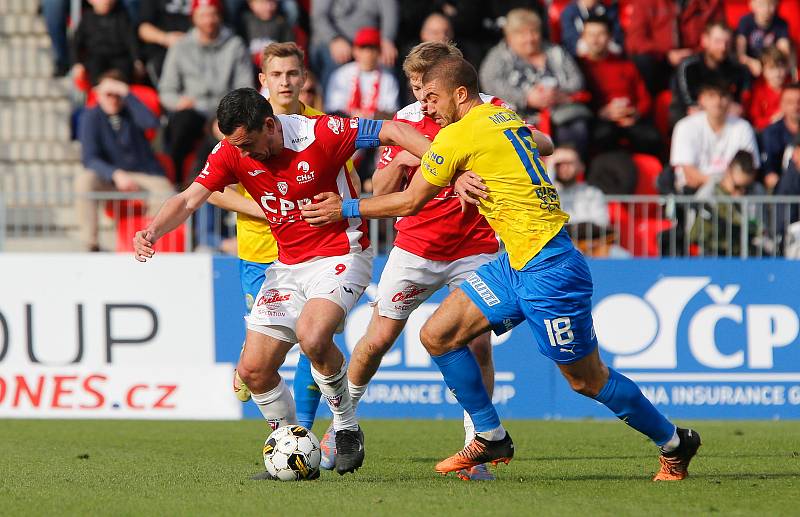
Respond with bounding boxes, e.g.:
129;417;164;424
78;109;116;182
355;118;384;149
124;94;160;131
559;5;581;56
736;14;754;37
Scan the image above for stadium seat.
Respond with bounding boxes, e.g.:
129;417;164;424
723;0;749;33
633;153;662;195
653;90;672;142
634;218;674;257
779;0;800;48
618;0;633;32
548;0;571;44
114;213;186;253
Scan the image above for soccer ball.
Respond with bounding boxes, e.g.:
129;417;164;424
263;425;321;481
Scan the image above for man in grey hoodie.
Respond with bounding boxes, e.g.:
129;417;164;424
159;0;254;184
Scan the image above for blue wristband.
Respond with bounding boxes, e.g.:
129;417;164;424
341;198;361;218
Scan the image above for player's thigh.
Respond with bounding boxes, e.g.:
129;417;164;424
295;297;345;347
375;247;448;320
239;328;295;374
363;307;408;357
240;259;270;312
420;289;493;355
521;250;599;365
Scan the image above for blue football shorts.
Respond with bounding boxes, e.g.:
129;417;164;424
460;242;598;365
239;259;271;312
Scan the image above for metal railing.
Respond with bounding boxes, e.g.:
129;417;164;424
2;192;800;258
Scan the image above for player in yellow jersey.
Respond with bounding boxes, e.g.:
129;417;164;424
208;43;359;455
302;56;701;481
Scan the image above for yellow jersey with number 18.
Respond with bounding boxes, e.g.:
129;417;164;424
419;103;569;270
236;103;336;263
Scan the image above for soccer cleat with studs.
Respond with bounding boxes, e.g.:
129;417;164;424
653;427;701;481
457;463;496;481
435;432;514;475
319;423;336;470
334;426;365;475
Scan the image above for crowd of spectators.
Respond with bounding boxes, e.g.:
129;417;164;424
40;0;800;254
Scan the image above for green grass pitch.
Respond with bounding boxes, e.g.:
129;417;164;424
1;419;799;516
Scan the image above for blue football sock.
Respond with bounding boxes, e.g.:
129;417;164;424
593;368;676;446
293;353;321;429
431;347;500;433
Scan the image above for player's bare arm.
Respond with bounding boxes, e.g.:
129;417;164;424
208;186;266;219
532;130;554;156
133;183;212;262
371;150;421;195
301;171;441;226
378;121;431;159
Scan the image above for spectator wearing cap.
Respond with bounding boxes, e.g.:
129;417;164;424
324;27;400;120
560;0;623;58
670;21;751;127
669;81;759;193
578;15;660;156
310;0;399;90
138;0;193;83
158;0;253;185
76;70;174;251
761;83;800;190
625;0;724;96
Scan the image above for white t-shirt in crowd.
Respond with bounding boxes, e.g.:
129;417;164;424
670;112;760;189
324;62;400;115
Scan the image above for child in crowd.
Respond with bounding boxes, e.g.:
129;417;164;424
747;46;790;130
735;0;791;77
240;0;294;67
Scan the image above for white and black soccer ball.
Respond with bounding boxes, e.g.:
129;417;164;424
263;425;321;481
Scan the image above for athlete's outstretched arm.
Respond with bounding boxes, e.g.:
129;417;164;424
377;120;431;158
301;171;441;226
133;182;212;262
532;129;554;156
208;186;265;219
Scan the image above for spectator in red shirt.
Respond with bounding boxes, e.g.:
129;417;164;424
747;46;790;131
579;15;661;156
625;0;724;95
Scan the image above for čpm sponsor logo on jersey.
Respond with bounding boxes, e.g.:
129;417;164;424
465;274;500;307
593;276;799;371
392;285;428;303
260;193;312;216
296;161;315;184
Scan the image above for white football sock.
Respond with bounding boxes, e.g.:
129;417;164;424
250;378;297;430
463;411;476;446
348;380;368;408
311;361;358;432
476;424;506;442
660;428;680;453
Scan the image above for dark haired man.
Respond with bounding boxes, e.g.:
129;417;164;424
133;87;429;477
303;56;701;482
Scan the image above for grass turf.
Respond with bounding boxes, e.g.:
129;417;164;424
1;419;799;516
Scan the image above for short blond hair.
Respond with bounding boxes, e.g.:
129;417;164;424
504;8;542;34
261;42;305;72
402;41;463;78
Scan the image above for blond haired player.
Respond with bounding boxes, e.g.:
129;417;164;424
208;42;359;440
302;56;701;481
333;41;553;481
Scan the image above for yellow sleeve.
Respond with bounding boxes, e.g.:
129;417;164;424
419;127;466;188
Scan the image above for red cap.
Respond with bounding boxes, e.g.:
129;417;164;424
192;0;221;13
353;27;381;47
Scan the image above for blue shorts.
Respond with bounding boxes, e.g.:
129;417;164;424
239;259;271;312
460;235;598;365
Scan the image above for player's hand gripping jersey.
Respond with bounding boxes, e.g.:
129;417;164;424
377;94;512;261
420;103;569;270
196;114;371;264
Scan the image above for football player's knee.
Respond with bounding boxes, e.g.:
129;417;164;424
566;375;602;398
296;332;330;363
238;363;278;392
419;322;450;356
